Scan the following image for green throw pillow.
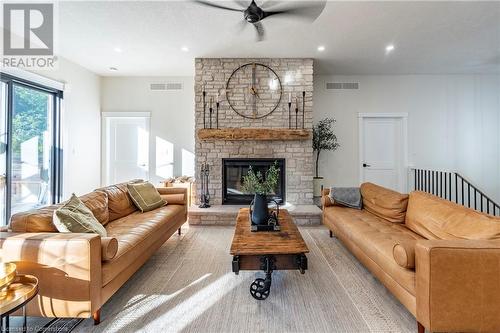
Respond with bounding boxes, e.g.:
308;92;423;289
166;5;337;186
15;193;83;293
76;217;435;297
127;181;166;212
53;194;107;237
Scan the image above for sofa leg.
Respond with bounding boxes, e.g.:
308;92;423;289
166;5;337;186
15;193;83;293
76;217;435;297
329;230;333;238
417;321;425;333
93;309;101;325
178;228;181;235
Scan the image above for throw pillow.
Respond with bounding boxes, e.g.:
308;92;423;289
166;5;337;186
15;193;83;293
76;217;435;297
329;187;363;209
53;194;107;237
127;181;166;212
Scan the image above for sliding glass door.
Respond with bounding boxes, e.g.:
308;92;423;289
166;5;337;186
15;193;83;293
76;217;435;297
0;82;7;225
0;74;62;225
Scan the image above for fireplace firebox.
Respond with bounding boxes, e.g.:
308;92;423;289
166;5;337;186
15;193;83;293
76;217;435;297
222;158;285;205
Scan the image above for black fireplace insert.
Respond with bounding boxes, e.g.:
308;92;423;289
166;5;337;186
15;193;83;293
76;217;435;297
222;158;285;205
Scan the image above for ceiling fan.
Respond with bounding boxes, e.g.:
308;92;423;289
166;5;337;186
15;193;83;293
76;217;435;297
194;0;326;41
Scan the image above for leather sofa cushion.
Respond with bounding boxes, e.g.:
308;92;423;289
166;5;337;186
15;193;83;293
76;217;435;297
406;191;500;240
101;204;185;285
361;182;409;223
393;240;416;269
327;206;423;295
97;181;140;222
80;191;109;226
10;204;61;232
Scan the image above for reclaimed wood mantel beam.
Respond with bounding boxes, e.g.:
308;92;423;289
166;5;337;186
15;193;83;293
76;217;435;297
197;128;311;141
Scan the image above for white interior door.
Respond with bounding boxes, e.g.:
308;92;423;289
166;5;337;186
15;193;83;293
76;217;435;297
103;113;150;185
359;115;407;192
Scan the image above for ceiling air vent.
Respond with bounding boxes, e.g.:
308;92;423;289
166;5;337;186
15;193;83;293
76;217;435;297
150;83;183;91
326;82;359;90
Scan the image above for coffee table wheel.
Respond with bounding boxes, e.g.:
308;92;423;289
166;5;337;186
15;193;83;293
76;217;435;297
250;278;270;300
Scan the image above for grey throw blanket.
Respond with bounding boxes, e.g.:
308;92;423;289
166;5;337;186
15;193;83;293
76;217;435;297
329;187;362;209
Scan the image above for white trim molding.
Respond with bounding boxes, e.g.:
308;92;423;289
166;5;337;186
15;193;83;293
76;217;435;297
102;111;151;118
0;67;65;91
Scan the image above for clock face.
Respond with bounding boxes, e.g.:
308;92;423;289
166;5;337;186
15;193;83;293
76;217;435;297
226;63;282;119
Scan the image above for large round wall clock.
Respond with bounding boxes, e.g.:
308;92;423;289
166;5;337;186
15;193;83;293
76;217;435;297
225;63;283;119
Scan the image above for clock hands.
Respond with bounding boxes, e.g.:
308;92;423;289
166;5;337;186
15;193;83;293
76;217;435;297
251;63;258;118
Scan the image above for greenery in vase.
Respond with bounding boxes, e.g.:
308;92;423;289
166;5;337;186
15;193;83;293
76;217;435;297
241;162;280;195
312;118;340;178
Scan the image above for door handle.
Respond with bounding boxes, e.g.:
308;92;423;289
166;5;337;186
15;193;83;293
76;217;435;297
363;163;371;168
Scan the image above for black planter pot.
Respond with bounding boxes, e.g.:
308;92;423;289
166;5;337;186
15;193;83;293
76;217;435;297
251;193;269;225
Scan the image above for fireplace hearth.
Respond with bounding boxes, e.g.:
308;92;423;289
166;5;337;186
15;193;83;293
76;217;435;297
222;158;285;205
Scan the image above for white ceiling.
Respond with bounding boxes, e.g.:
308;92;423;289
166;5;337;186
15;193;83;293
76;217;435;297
57;1;500;76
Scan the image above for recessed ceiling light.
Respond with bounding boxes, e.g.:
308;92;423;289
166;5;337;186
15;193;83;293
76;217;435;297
113;47;122;53
385;44;395;53
317;45;325;52
181;46;189;52
109;67;118;71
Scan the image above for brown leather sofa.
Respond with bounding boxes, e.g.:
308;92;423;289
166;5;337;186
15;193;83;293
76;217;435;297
0;181;188;324
322;183;500;333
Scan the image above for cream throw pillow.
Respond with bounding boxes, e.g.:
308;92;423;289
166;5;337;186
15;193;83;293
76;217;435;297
127;181;166;212
53;194;107;237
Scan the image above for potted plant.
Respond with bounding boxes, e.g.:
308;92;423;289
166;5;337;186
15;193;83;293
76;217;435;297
312;118;340;197
241;162;280;225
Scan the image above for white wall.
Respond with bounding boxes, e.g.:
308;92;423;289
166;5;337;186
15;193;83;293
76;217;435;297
36;58;101;198
313;74;500;202
101;77;195;185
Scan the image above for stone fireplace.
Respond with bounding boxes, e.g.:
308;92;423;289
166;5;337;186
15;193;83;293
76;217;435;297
190;58;320;225
194;58;314;207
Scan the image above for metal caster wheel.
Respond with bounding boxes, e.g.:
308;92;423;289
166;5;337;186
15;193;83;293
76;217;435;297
250;278;270;300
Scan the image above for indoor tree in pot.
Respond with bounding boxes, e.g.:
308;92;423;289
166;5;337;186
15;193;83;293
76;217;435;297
241;162;280;225
313;118;340;197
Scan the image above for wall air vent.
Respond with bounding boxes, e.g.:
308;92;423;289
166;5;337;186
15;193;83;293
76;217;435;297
326;82;359;90
150;83;183;91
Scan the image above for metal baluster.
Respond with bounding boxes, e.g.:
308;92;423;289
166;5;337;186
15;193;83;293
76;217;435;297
480;194;483;213
473;189;477;210
467;184;471;208
444;172;447;199
439;171;443;198
424;170;427;192
448;173;452;201
431;171;434;194
461;177;464;205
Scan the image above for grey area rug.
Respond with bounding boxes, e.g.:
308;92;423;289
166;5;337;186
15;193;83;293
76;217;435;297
66;226;413;332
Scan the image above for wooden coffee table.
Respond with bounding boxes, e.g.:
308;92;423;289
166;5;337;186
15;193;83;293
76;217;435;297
230;208;309;300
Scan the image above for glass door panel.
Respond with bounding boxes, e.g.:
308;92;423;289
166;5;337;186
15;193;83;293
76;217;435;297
0;82;7;225
11;84;53;215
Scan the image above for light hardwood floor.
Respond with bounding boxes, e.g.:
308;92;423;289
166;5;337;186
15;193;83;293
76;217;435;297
11;225;416;333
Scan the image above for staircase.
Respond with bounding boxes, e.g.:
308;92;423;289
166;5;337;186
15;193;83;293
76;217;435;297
410;168;500;217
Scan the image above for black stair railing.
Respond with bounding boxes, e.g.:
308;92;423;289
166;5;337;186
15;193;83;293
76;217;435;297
411;168;500;217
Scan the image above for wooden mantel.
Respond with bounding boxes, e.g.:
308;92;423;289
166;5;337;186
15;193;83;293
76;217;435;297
197;128;311;141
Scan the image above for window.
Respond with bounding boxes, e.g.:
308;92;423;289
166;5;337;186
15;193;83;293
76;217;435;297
0;73;62;225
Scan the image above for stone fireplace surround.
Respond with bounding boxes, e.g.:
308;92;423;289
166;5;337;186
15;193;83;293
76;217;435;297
190;58;321;225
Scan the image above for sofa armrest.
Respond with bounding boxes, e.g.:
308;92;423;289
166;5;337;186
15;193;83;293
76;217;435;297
415;240;500;332
0;232;102;318
157;187;188;205
321;188;333;208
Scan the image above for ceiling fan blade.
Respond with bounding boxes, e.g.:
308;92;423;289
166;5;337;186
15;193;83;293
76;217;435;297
194;0;243;12
263;1;326;22
253;22;265;41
